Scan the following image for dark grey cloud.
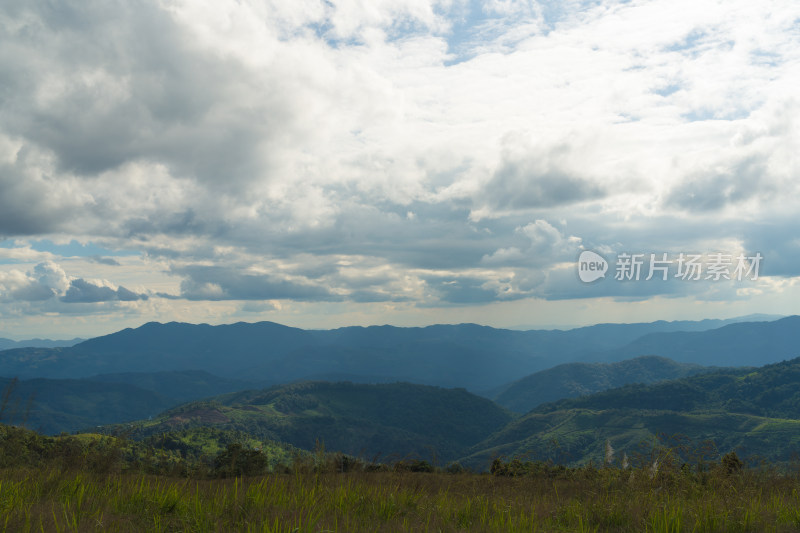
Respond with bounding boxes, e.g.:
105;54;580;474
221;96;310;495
217;199;503;271
481;140;607;210
1;1;288;190
87;255;121;266
154;292;181;300
122;209;225;240
0;152;75;235
485;168;606;210
173;265;339;302
61;278;148;303
10;282;56;302
665;157;773;212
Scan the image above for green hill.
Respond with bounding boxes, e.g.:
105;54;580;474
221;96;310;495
113;381;515;464
462;357;800;470
493;356;708;413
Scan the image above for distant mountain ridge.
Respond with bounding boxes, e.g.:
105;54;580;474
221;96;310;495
0;337;84;350
0;315;791;392
598;315;800;366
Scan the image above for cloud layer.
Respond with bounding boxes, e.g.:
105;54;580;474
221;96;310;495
0;0;799;336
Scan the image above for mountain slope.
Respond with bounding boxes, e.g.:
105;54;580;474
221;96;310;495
0;371;262;435
0;377;171;435
493;356;708;413
460;408;800;470
86;370;260;404
116;381;515;463
535;357;800;418
463;356;800;469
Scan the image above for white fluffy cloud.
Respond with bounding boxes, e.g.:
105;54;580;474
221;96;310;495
0;261;148;307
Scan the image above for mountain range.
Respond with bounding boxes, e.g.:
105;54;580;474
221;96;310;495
0;337;84;350
2;313;800;470
0;314;788;393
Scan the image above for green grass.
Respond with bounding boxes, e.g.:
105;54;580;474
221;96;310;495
4;465;800;532
5;417;800;531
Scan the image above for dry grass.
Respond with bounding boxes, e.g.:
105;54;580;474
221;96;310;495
3;464;800;532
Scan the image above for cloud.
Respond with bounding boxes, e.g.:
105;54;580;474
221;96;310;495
481;219;582;268
1;0;799;332
0;243;54;264
240;301;279;313
61;278;148;303
33;261;70;293
348;289;409;303
0;142;87;236
424;275;501;305
419;268;541;305
11;281;56;302
87;255;121;266
479;137;607;211
1;2;282;189
664;155;784;213
0;261;148;307
173;265;339;302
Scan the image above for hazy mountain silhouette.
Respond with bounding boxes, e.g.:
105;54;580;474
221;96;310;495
0;337;83;350
0;315;789;392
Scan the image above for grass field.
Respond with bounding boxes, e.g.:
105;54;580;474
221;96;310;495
4;464;800;532
3;423;800;531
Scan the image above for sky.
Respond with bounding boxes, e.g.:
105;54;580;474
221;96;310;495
0;0;799;339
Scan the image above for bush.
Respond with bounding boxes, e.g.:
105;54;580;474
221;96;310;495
721;451;744;475
213;443;268;477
